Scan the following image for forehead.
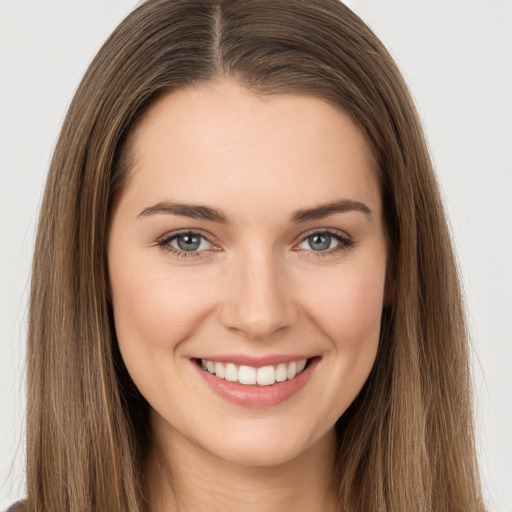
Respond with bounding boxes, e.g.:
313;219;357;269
122;80;381;219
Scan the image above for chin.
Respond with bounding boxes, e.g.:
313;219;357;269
191;416;334;468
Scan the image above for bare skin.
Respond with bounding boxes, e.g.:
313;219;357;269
146;422;338;512
108;79;387;511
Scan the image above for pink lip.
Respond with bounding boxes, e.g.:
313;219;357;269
192;357;320;408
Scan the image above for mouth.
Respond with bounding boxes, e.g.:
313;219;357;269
195;357;311;386
192;356;320;407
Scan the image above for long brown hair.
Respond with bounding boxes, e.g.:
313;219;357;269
25;0;486;510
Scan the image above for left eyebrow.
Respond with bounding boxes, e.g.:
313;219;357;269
290;199;372;223
137;201;229;224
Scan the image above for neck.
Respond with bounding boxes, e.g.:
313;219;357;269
146;420;338;512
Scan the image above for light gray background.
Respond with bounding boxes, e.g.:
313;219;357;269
1;1;511;510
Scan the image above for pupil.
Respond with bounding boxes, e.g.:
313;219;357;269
177;234;200;251
309;233;331;251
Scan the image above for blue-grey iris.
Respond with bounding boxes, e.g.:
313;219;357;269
177;234;201;251
308;233;331;251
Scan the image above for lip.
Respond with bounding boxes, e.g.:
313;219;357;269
192;356;320;408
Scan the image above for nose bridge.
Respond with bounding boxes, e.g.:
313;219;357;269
220;245;297;339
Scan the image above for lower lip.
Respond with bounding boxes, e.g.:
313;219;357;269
193;357;320;408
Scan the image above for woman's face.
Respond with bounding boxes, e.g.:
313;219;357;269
108;80;387;466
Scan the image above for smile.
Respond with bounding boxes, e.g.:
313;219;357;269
200;358;308;386
193;356;320;407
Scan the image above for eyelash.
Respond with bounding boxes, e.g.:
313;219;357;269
156;230;216;259
296;228;354;257
156;228;354;260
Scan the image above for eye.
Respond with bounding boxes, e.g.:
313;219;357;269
296;230;353;254
158;231;215;257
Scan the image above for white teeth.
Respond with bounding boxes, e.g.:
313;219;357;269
275;363;288;382
286;361;297;379
238;365;257;385
214;362;225;378
256;365;276;386
225;363;238;382
199;358;309;386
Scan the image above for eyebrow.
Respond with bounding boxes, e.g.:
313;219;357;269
138;202;229;223
137;199;372;224
290;199;372;223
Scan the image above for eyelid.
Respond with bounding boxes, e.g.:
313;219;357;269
297;227;351;241
295;227;352;245
156;229;220;257
294;228;354;255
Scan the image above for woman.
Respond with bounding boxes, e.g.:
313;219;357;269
9;0;486;510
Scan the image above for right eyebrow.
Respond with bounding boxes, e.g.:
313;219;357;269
137;201;230;224
290;199;372;223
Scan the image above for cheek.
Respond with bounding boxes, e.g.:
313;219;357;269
306;264;385;348
109;259;220;410
300;260;385;413
108;241;218;359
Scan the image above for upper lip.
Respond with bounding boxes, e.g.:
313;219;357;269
193;354;317;367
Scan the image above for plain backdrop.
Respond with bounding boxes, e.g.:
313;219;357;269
1;0;511;510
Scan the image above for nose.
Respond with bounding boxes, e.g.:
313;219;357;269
219;250;299;339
